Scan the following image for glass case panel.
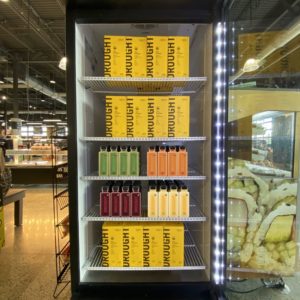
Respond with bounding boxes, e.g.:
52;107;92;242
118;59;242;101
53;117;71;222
226;0;300;278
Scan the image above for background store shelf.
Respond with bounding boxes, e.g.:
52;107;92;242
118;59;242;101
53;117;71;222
80;76;207;94
6;149;68;155
82;204;207;222
84;230;205;271
81;136;207;142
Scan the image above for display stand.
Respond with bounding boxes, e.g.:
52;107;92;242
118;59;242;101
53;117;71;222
52;129;70;298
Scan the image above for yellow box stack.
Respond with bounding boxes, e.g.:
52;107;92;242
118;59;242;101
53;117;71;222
104;35;189;77
101;222;184;267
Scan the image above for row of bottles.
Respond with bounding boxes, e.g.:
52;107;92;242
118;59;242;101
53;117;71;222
100;181;141;217
147;146;188;176
98;146;139;176
148;180;190;218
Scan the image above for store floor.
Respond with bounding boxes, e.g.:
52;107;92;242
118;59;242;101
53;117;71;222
0;185;71;300
1;185;300;300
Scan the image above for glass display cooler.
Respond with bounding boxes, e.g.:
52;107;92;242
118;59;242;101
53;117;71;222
66;0;227;298
226;0;300;284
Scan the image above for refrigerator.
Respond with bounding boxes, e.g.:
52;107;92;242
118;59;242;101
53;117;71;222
66;0;228;298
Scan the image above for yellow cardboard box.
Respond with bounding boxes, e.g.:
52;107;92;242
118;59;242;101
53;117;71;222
163;223;184;267
147;97;155;137
167;36;189;77
102;222;123;267
104;35;126;77
147;36;168;77
175;96;190;137
128;223;143;267
126;37;147;77
143;223;163;267
133;96;148;137
155;96;168;137
106;96;127;137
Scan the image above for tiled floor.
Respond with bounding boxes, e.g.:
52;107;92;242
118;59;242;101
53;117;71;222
0;186;71;300
1;186;300;300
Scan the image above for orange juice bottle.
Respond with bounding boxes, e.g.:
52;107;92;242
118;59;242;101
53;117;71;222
178;146;188;176
167;146;177;176
157;146;167;176
147;146;157;176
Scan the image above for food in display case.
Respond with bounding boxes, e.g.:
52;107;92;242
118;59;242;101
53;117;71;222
227;158;298;275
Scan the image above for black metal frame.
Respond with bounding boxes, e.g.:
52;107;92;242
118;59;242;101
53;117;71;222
51;129;70;298
66;0;228;298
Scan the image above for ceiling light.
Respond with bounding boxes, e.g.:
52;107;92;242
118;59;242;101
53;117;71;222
43;119;61;122
29;105;32;108
0;80;4;84
58;56;67;71
0;0;10;3
26;122;42;125
1;95;7;100
57;122;67;125
242;58;261;73
50;80;56;84
41;99;45;102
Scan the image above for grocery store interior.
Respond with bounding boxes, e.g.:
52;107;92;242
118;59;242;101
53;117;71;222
0;0;300;299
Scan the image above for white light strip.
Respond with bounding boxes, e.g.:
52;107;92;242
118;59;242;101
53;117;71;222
213;22;227;285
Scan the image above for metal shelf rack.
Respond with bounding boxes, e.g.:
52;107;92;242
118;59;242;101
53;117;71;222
80;76;207;94
82;204;207;222
81;136;207;142
84;230;205;271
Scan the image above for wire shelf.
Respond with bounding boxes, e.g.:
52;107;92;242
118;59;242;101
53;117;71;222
82;174;206;181
54;189;69;210
80;136;207;142
80;76;207;94
82;205;206;222
85;245;205;271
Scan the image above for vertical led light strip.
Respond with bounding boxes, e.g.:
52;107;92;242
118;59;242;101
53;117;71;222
213;22;227;285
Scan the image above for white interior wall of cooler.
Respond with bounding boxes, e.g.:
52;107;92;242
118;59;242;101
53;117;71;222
75;23;212;283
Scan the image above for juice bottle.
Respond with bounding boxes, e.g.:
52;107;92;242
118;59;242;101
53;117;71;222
111;183;121;216
131;184;141;216
178;146;188;176
109;146;119;176
179;185;190;217
157;146;167;177
167;146;177;176
98;146;109;176
121;185;131;217
129;146;139;176
100;185;111;216
119;146;129;176
158;185;169;217
168;185;179;217
147;185;158;217
147;146;157;176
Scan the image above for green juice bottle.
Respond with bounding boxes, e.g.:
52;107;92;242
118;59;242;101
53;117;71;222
119;146;129;176
98;146;109;176
129;146;139;176
109;146;119;176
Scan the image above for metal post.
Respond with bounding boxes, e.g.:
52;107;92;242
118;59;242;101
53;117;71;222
13;57;19;118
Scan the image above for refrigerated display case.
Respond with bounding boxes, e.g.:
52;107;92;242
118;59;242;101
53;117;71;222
226;0;300;280
67;0;228;298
